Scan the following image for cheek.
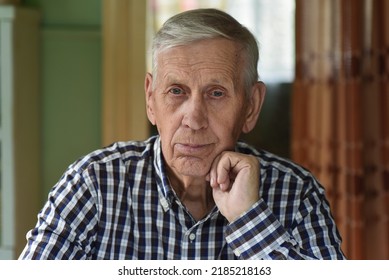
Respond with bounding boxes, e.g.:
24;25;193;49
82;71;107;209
209;107;245;138
153;98;174;127
154;108;181;143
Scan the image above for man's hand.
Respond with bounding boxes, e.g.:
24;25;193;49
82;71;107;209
207;151;260;222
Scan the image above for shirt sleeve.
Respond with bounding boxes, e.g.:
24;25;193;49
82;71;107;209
225;182;346;260
19;164;100;260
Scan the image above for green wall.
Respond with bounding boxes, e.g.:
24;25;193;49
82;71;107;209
24;0;102;203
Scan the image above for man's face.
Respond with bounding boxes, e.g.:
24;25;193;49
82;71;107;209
146;38;257;179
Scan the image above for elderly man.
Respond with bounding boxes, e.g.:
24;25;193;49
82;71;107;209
20;8;345;260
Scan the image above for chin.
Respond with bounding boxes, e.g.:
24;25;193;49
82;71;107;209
173;157;211;178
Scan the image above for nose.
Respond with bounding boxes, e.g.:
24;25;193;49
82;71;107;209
182;94;208;130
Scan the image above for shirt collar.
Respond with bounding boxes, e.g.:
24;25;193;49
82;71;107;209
153;136;175;212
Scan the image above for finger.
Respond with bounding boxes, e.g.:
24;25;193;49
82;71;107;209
208;154;221;188
215;153;233;191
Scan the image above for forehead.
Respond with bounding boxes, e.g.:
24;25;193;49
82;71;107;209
156;38;243;81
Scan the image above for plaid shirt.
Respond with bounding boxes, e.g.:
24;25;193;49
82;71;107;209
20;136;345;260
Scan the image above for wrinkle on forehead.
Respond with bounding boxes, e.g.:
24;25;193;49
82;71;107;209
161;66;235;86
156;39;243;89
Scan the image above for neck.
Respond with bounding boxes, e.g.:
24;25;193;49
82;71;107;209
167;169;215;221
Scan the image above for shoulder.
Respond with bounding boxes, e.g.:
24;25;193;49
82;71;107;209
49;136;159;199
69;136;158;171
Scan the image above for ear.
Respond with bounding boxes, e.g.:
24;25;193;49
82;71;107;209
145;72;156;125
242;81;266;133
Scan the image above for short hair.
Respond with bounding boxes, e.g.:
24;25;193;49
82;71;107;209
152;8;259;94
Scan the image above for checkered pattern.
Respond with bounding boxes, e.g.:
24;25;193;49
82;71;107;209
19;136;345;259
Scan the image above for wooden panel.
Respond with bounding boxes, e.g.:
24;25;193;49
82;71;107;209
102;0;148;145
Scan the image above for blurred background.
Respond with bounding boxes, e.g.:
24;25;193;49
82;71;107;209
0;0;387;259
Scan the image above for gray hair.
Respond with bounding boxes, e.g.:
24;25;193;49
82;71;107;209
152;8;259;94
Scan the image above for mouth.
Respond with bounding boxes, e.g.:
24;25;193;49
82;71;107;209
175;143;213;155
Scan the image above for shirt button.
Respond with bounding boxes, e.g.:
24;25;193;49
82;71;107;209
189;233;196;241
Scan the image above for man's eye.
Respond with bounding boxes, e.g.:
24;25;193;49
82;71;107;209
210;90;224;97
169;88;184;95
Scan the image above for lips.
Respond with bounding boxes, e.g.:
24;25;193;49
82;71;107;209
175;143;213;155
